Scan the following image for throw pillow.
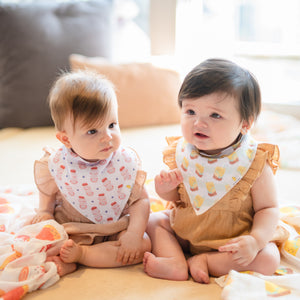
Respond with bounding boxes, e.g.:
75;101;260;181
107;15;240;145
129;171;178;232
0;0;113;128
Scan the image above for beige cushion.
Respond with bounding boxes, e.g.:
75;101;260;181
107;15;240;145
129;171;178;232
69;54;181;128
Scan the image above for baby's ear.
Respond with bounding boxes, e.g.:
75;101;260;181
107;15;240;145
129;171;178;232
247;117;254;129
56;131;72;148
241;118;254;135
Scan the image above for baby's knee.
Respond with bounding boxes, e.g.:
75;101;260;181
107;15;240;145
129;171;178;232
146;211;171;232
257;243;280;275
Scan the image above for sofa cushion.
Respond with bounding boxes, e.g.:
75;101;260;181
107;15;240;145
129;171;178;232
0;0;113;128
70;54;181;128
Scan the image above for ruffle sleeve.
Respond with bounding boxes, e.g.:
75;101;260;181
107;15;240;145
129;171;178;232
34;147;59;196
163;136;182;170
162;136;185;208
258;143;280;174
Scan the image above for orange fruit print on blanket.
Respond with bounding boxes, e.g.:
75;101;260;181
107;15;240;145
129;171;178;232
0;204;14;214
0;197;8;204
0;251;22;271
1;285;29;300
35;224;61;241
18;266;30;281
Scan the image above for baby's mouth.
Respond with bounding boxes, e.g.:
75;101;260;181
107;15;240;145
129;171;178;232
101;146;113;152
195;132;208;138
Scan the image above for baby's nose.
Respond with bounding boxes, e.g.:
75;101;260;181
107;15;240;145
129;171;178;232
194;117;208;128
100;130;112;142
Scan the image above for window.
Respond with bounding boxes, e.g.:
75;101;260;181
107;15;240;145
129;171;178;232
174;0;300;104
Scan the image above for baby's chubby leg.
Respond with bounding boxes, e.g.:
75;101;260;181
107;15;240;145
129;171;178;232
60;233;150;268
188;242;280;283
60;239;124;267
143;211;189;281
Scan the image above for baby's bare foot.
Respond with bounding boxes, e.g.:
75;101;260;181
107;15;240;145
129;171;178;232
187;254;210;284
60;239;82;263
143;252;188;281
46;255;77;276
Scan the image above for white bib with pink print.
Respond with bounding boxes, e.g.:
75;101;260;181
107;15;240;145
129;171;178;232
176;134;257;215
48;145;138;224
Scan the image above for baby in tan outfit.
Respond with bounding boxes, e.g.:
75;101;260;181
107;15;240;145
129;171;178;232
143;58;286;283
31;70;151;276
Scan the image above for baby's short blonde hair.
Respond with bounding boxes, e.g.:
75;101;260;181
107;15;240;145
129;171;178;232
48;70;117;130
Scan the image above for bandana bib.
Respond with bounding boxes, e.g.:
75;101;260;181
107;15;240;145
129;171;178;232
176;134;257;215
48;146;138;224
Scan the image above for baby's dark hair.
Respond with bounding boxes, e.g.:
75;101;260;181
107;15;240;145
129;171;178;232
178;58;261;123
48;70;117;131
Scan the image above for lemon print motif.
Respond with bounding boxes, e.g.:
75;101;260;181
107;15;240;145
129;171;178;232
206;182;217;196
189;176;198;191
213;166;225;181
265;281;291;296
190;149;199;159
193;195;204;209
181;157;189;172
246;148;255;160
228;152;239;164
195;163;204;177
283;237;300;256
237;166;246;176
207;158;217;164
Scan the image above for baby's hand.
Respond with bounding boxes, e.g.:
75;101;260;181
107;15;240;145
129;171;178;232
154;169;183;197
116;231;143;265
218;235;260;267
31;211;54;224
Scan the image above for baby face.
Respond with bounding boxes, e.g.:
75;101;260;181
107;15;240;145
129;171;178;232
180;92;249;155
62;103;121;162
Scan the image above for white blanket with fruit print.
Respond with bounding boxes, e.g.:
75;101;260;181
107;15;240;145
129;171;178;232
216;206;300;299
0;185;68;300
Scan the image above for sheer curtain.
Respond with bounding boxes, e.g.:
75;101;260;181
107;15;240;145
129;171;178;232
174;0;300;105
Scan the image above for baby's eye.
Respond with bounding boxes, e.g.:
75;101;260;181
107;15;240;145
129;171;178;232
186;109;195;115
87;129;97;135
109;122;116;129
210;113;221;119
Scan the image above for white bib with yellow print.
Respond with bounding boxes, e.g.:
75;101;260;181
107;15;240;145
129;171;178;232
176;134;258;215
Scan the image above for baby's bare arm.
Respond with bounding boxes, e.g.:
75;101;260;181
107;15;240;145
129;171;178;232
250;163;279;249
127;187;150;236
219;163;279;266
31;192;56;224
117;187;150;264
